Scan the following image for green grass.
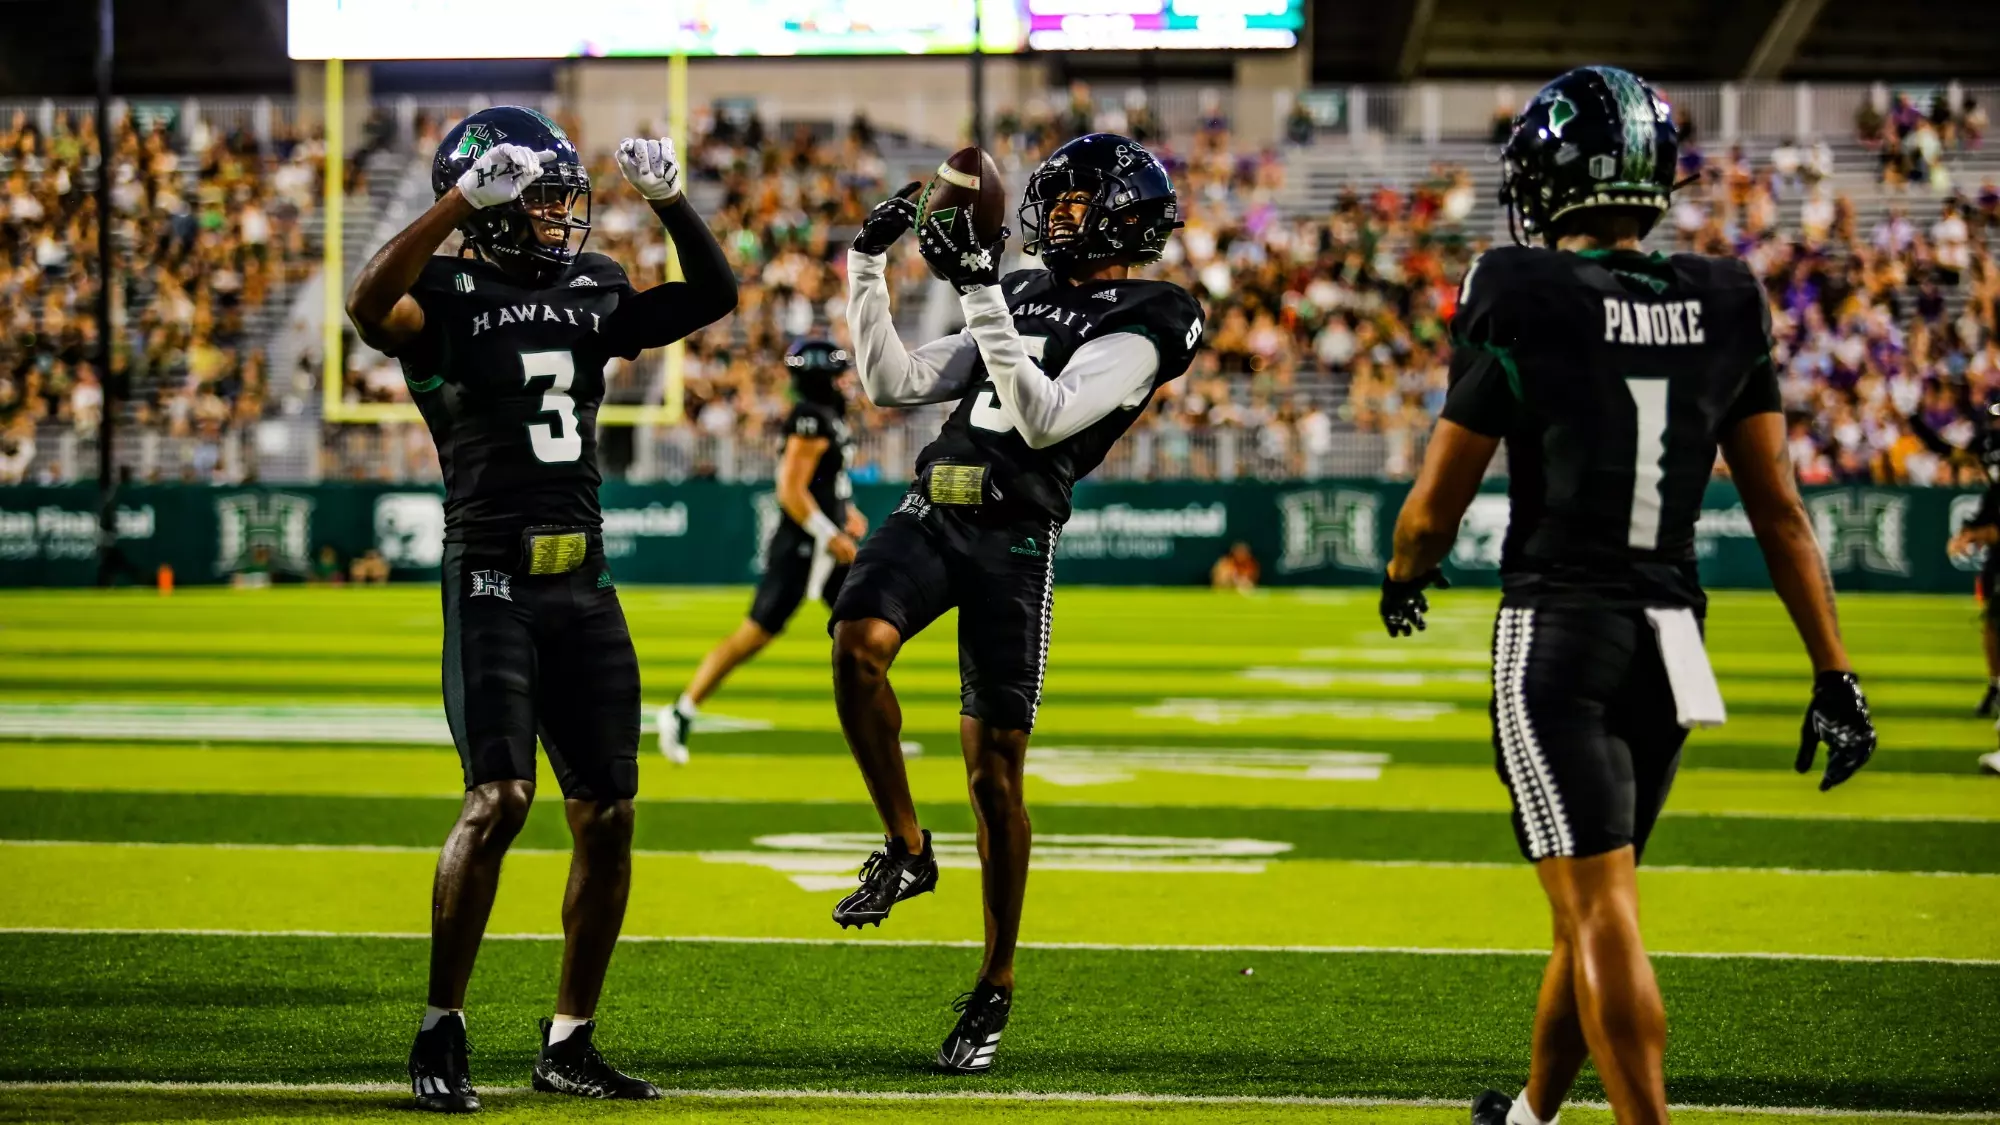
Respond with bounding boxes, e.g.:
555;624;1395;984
6;790;1995;873
6;1093;1982;1125
4;934;1996;1111
0;586;1995;1120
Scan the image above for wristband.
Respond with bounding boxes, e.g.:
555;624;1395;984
803;510;842;544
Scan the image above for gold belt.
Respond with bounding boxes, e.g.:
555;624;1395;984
925;463;987;506
522;528;590;575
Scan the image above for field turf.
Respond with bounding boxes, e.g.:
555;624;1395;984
0;585;1996;1123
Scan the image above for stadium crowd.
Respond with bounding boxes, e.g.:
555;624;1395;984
6;88;1997;488
0;105;323;483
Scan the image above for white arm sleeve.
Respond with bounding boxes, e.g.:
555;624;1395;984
959;284;1160;450
845;249;982;407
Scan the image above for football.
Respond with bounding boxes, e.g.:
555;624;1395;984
918;145;1008;244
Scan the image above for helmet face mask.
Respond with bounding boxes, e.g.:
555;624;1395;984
1019;134;1181;278
1499;66;1679;247
433;107;592;284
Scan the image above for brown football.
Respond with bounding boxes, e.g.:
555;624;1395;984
918;146;1007;244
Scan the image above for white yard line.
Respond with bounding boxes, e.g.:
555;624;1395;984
0;1080;1992;1118
2;927;1994;966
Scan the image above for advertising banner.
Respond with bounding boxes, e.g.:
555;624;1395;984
0;481;1985;593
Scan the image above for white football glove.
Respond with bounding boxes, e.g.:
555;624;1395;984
616;137;683;203
455;143;549;210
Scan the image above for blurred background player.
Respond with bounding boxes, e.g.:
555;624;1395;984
1946;406;2000;773
344;107;736;1111
661;338;867;763
828;133;1204;1075
1377;67;1878;1125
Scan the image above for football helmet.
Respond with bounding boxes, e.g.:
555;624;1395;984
1498;66;1679;245
785;338;850;406
433;106;591;281
1018;133;1181;278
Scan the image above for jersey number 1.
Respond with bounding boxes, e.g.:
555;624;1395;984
1625;377;1669;551
522;350;582;464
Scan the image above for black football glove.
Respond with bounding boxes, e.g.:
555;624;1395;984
1380;569;1449;638
852;181;922;256
1798;670;1876;791
917;203;1008;294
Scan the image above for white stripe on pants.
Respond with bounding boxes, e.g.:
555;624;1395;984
1494;607;1574;859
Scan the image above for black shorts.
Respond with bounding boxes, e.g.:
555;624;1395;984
441;540;641;801
830;499;1059;732
749;520;849;634
1490;605;1687;863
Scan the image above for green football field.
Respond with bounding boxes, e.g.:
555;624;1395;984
1;584;1996;1124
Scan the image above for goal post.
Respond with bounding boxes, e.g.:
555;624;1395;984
318;57;691;430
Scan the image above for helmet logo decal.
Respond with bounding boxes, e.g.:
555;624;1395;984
1547;94;1578;137
1592;66;1657;184
453;124;498;160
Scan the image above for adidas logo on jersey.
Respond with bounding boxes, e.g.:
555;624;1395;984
1091;289;1119;302
569;275;597;287
1603;298;1706;347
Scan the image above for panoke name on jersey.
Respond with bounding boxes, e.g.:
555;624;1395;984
1601;299;1705;346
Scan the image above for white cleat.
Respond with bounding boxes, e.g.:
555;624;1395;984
1979;750;2000;776
658;705;691;765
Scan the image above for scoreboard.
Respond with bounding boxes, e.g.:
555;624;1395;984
286;0;1300;57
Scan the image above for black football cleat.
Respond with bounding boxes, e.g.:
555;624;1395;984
935;981;1011;1074
408;1012;480;1113
831;830;938;929
1471;1089;1513;1125
531;1019;660;1100
1979;684;1998;719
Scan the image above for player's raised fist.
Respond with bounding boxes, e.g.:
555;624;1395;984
456;143;548;210
616;137;682;203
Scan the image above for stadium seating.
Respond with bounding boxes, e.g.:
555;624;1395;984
3;83;1995;487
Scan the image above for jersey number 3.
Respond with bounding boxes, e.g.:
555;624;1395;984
522;350;582;464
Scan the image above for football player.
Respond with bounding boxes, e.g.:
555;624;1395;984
1375;68;1877;1125
344;106;737;1112
1946;410;2000;773
830;133;1204;1074
661;338;866;762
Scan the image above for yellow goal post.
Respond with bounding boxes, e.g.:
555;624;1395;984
319;56;691;428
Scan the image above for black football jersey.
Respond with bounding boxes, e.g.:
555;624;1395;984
393;252;637;545
916;270;1205;523
781;399;854;523
1442;246;1779;610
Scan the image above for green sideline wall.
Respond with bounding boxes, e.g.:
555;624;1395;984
0;480;1985;592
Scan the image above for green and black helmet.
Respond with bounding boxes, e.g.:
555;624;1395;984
1498;66;1679;246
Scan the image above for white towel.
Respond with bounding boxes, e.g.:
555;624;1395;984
1644;606;1728;729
